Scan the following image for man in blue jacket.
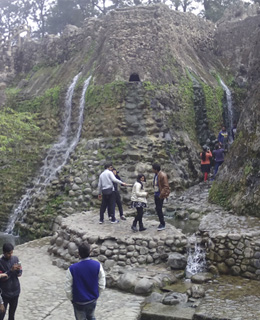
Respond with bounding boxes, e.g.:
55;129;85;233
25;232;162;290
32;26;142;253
0;243;22;320
65;243;106;320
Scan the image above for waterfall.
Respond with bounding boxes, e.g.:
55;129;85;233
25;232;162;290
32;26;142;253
186;235;207;277
220;79;234;142
5;74;91;233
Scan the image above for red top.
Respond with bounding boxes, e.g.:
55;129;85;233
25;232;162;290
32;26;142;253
200;151;212;165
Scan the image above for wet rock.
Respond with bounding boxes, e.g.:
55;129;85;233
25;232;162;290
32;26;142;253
168;253;187;269
191;272;213;284
134;278;154;295
117;272;138;291
187;284;205;298
162;292;188;305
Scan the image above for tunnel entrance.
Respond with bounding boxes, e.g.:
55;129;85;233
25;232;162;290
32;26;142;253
129;73;141;82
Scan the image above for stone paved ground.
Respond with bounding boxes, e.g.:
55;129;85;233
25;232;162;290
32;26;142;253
14;237;144;320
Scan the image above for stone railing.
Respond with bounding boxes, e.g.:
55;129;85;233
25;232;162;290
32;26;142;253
201;231;260;280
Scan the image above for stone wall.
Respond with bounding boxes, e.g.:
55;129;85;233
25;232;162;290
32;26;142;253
201;231;260;280
47;213;188;271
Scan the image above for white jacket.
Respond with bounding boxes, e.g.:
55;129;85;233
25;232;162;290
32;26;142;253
131;182;147;204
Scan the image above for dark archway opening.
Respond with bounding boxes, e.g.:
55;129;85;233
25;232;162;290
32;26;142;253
129;73;141;82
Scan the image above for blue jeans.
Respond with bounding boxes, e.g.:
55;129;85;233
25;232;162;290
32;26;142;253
73;301;96;320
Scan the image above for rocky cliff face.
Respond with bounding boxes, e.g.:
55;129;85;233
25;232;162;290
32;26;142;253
209;10;260;216
0;4;259;238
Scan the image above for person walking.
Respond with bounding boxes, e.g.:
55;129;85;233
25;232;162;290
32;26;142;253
218;126;228;150
98;162;126;224
131;174;147;232
112;168;126;221
200;146;212;182
152;163;170;231
65;243;106;320
0;243;22;320
212;144;225;180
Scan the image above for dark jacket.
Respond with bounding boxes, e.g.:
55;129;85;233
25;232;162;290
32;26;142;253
0;255;22;298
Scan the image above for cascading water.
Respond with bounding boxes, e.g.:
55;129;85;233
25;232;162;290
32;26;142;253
220;79;234;142
5;74;91;233
186;235;207;277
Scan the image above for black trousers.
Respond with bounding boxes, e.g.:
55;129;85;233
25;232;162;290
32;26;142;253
154;195;165;226
0;295;19;320
133;206;144;228
114;191;123;216
100;192;116;221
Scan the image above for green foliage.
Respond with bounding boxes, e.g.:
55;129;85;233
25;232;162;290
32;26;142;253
201;83;224;134
0;108;40;153
178;76;196;139
43;195;64;216
209;181;236;209
85;81;126;110
6;86;61;114
244;164;252;176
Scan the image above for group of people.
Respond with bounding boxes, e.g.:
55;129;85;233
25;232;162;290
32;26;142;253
65;162;170;320
0;243;22;320
98;162;170;232
200;125;236;182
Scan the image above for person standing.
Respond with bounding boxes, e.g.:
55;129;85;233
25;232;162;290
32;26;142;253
65;243;106;320
98;162;126;224
200;146;212;182
152;163;170;231
212;144;225;180
0;243;22;320
131;174;147;232
218;126;228;150
112;168;126;221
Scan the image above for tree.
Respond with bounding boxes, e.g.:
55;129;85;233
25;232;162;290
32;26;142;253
30;0;55;38
0;0;22;38
47;0;84;35
196;0;241;22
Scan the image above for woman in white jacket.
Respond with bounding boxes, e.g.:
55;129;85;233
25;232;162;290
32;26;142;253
131;174;147;232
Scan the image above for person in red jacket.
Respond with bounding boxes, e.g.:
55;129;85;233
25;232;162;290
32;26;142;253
200;146;212;182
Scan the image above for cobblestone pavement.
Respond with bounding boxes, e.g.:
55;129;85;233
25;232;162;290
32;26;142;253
14;237;144;320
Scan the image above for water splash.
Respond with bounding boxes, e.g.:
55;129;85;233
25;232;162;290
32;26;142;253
186;235;207;277
220;79;234;142
5;74;91;233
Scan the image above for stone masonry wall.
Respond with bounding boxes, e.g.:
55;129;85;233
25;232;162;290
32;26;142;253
201;231;260;280
48;213;188;271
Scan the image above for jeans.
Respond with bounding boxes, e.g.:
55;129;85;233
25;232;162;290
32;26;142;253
133;207;144;228
214;161;224;177
0;295;19;320
73;301;97;320
100;192;116;221
154;195;165;226
114;191;123;216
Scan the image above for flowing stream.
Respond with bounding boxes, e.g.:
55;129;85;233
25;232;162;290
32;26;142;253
186;234;207;277
220;79;234;142
5;74;91;234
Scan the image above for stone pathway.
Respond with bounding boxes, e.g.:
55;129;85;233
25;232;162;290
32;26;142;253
14;237;144;320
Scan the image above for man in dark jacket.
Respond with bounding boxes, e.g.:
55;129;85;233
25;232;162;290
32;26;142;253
65;243;106;320
152;163;171;231
0;243;22;320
